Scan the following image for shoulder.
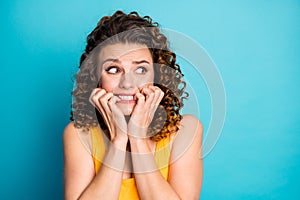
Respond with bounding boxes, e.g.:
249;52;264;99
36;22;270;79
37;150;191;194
180;114;203;131
63;122;77;144
180;114;203;140
181;114;203;143
63;123;95;199
63;122;92;155
63;122;76;137
170;114;203;142
168;114;203;199
63;122;80;144
170;114;203;158
63;122;91;142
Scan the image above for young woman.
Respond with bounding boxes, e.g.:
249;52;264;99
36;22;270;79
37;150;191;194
63;10;203;200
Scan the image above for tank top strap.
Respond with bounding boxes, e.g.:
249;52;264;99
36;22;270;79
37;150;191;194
154;135;171;180
90;126;106;174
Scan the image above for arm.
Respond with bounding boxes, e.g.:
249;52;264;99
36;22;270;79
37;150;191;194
127;85;203;199
129;114;203;200
129;138;181;200
63;122;128;200
168;114;203;199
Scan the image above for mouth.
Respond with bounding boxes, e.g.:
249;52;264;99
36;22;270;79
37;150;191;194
115;94;136;103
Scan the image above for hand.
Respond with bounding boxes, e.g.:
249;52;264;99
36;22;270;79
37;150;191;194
128;85;164;140
89;88;128;144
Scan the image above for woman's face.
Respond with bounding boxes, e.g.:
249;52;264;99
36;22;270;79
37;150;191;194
98;43;154;115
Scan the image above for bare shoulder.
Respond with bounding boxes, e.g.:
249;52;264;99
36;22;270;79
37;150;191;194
170;114;203;143
63;123;95;199
63;122;82;153
63;122;77;141
63;122;81;147
168;114;203;199
63;122;92;155
180;114;203;132
170;114;203;160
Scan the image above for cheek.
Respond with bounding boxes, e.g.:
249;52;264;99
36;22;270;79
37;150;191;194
100;76;119;92
138;72;154;86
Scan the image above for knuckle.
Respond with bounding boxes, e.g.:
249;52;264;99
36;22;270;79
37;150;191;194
92;95;98;102
153;86;160;90
100;98;106;104
91;88;98;94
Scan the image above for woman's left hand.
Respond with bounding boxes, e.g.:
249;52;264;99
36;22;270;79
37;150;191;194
128;85;164;140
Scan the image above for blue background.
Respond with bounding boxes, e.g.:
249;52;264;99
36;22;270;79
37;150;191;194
1;0;299;199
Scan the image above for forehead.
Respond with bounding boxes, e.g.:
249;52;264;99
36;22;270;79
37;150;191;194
98;43;153;62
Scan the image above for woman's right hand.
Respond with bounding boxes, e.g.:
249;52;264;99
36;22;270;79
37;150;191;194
89;88;128;145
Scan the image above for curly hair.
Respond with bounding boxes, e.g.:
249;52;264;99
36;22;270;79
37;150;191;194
71;10;188;142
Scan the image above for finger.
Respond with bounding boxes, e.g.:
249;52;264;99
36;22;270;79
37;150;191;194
97;92;114;122
135;92;145;106
97;92;116;138
141;87;151;99
108;95;122;116
93;92;108;118
146;86;159;107
108;96;127;134
89;88;100;106
91;90;111;126
141;87;155;107
90;89;106;113
99;92;114;113
109;96;126;122
89;88;106;107
146;86;164;119
149;86;164;106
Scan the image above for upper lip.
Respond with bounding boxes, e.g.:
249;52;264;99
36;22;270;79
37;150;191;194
115;94;136;100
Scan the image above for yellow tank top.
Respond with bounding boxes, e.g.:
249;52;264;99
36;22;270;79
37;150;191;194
90;126;171;200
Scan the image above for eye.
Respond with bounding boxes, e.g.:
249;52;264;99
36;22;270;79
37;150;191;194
105;66;120;74
135;66;148;74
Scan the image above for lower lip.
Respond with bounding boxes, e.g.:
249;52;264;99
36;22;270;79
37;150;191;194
117;99;136;104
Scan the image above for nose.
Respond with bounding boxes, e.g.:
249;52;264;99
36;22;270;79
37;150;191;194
119;72;135;89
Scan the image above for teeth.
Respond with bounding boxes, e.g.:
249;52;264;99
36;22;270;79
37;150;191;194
119;95;133;100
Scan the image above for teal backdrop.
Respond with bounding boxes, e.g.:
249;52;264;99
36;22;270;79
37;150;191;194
0;0;299;199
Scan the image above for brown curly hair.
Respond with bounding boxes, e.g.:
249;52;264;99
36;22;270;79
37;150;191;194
71;10;188;142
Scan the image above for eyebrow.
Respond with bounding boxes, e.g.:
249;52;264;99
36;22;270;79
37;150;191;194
101;58;150;65
132;60;150;64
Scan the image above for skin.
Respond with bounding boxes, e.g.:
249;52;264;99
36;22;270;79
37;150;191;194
63;43;203;200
